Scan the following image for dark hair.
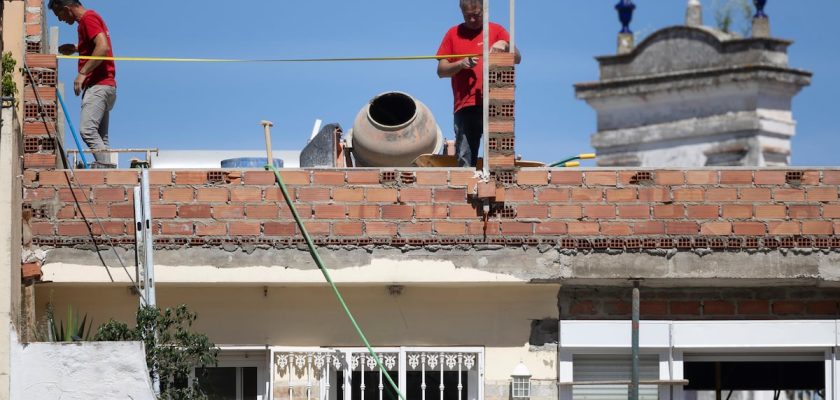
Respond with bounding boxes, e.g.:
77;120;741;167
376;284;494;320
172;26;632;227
460;0;482;9
48;0;81;11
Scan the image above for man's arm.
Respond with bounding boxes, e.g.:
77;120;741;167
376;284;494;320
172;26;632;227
438;57;478;78
74;32;110;95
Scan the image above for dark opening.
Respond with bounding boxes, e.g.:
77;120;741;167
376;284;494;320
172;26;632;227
369;93;417;127
685;361;824;391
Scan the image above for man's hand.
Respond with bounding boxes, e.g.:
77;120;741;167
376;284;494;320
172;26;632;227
58;44;77;55
491;40;509;53
73;73;86;96
460;57;478;69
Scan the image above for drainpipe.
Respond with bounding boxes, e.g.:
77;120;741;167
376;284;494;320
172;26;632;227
629;280;640;400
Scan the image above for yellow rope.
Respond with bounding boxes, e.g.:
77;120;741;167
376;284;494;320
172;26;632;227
58;54;481;63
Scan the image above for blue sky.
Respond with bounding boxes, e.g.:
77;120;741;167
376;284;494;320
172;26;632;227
49;1;839;167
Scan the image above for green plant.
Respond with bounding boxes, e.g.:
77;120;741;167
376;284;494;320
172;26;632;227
95;304;219;400
713;0;755;35
46;303;94;342
2;51;18;104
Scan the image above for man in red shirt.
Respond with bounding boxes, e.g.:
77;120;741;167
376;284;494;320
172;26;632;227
50;0;117;168
437;0;520;168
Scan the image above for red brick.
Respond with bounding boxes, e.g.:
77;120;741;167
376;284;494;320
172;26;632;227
571;189;602;202
26;54;57;69
24;188;55;201
635;221;665;235
754;171;786;185
91;221;126;236
230;187;262;202
72;170;106;185
434;188;466;203
109;204;133;218
30;222;55;236
179;204;212;218
550;205;581;219
584;171;616;186
655;171;685;185
584;205;615;219
147;171;171;185
774;188;805;202
467;220;501;236
415;171;448;185
823;171;840;185
22;88;54;103
807;187;838;202
536;222;567;234
789;205;820;219
21;262;42;280
688;205;719;219
449;204;478;219
670;301;701;315
738;300;770;315
654;204;685;219
704;301;735;315
346;170;379;184
297;187;331;202
212;205;244;219
501;222;534;235
263;187;287;202
706;188;738;202
415;205;448;219
366;188;398;202
667;222;700;235
768;221;800;235
450;171;478;187
722;204;752;219
174;171;207;185
104;171;139;185
740;188;771;202
37;171;70;185
367;221;399;236
569;301;597;316
550;171;582;185
398;222;430;236
733;222;766;236
802;221;833;235
161;187;194;202
246;204;278;219
24;154;56;169
434;222;466;235
311;171;345;185
824;204;840;218
614;205;646;219
836;222;840;234
333;222;363;236
24;122;56;136
161;222;193;235
347;205;380;219
720;170;753;184
606;189;636;202
196;223;226;236
264;222;296;236
150;205;177;219
58;187;92;202
537;188;570;202
504;188;534;202
399;188;432;203
673;188;705;202
517;205;549;219
755;205;786;219
303;222;330;236
606;301;632;315
640;301;668;316
313;205;346;219
517;170;549;185
196;188;229;202
333;188;365;202
93;188;126;202
806;301;839;315
77;204;109;218
801;171;820;185
568;222;599;235
638;187;670;202
700;222;731;236
600;222;632;236
382;205;413;220
772;301;805;315
58;222;89;236
243;171;276;185
278;171;310;185
685;171;718;185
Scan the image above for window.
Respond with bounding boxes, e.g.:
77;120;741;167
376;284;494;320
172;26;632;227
194;350;268;400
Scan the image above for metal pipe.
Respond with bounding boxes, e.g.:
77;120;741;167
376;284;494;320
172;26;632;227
630;280;640;400
482;0;490;177
56;89;89;169
509;0;516;54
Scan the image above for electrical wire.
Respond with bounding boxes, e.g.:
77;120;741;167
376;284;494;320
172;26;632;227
23;63;146;303
58;53;481;63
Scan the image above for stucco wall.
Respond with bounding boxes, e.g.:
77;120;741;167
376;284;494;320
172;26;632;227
10;330;155;399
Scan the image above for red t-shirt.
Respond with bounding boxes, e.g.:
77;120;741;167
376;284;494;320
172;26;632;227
77;10;116;89
437;22;510;113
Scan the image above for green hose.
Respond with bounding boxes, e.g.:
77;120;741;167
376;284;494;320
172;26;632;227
266;165;406;400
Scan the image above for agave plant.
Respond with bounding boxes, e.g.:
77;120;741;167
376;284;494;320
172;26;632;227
47;304;94;342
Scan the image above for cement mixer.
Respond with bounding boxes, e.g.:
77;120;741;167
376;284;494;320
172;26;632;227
346;92;443;167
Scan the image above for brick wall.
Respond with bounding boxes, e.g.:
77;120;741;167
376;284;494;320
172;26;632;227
20;168;840;249
560;286;840;320
22;0;59;170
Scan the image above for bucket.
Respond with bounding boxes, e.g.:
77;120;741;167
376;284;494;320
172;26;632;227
220;157;284;168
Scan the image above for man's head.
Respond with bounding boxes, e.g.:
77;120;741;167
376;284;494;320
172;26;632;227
48;0;83;25
460;0;483;30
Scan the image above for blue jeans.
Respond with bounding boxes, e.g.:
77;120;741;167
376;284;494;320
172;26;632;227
454;105;483;167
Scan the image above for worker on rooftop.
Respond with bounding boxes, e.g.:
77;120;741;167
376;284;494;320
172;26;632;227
437;0;521;168
49;0;117;168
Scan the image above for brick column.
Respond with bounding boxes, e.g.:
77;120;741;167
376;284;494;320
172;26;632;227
487;53;516;185
22;0;59;170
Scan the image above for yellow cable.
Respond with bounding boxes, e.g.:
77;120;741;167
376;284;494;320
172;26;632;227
58;54;481;63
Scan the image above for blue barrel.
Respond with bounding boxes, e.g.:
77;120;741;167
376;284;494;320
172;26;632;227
220;157;284;168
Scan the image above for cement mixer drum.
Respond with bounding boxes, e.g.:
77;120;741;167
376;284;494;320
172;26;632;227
349;92;443;167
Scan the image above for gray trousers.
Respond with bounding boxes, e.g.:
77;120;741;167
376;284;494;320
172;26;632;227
80;85;117;164
453;105;483;168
